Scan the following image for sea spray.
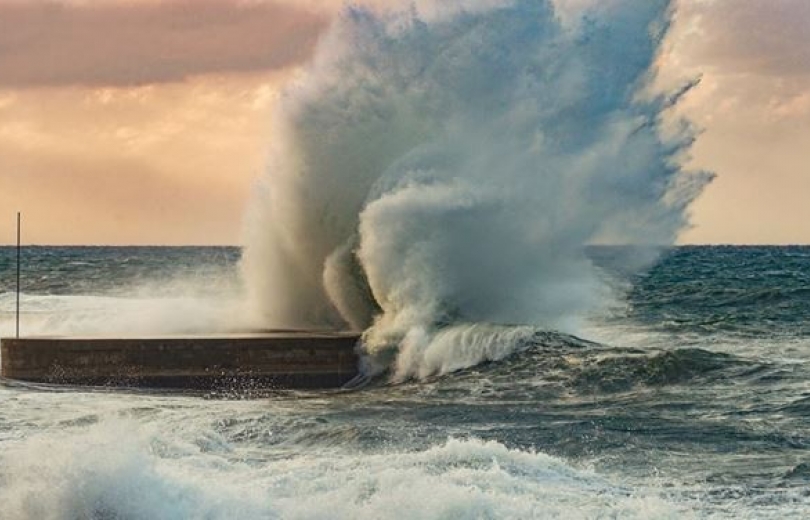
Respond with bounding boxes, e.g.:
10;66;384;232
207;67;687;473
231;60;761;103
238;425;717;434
242;0;712;379
0;248;246;337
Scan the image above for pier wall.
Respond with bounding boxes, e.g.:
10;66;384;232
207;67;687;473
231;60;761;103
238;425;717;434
0;333;361;389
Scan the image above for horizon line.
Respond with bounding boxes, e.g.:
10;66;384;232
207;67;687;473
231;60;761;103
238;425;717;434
1;243;809;248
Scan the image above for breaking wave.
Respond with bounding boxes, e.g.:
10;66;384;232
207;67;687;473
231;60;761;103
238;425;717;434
0;419;685;520
242;0;711;379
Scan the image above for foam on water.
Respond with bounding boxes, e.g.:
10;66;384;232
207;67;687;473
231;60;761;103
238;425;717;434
0;291;247;337
0;409;687;520
3;386;808;520
378;323;540;380
2;248;809;518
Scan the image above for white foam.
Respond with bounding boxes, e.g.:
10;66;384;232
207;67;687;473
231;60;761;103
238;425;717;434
0;415;689;520
241;0;712;379
0;291;249;337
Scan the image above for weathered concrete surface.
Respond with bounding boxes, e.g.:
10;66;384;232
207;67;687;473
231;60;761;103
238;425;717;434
0;332;361;389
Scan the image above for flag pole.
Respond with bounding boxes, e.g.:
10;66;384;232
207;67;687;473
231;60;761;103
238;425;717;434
16;212;21;339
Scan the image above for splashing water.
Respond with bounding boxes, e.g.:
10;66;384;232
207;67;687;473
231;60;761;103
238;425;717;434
241;0;712;379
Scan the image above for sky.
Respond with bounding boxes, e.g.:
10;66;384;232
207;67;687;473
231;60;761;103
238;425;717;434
0;0;808;245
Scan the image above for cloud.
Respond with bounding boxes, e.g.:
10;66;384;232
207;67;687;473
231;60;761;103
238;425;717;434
676;0;810;77
663;0;810;244
0;0;328;88
2;0;808;245
0;151;245;244
0;76;279;244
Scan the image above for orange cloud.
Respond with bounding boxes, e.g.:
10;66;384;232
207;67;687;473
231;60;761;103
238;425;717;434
675;0;810;77
2;0;809;245
0;75;283;245
0;0;327;88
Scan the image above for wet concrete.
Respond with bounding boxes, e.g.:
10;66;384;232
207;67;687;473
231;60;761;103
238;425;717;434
0;331;361;389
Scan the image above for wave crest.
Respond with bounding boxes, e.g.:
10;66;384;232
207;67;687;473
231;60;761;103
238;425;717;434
242;0;711;379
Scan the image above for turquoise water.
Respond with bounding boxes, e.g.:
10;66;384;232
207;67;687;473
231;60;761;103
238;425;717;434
1;246;809;518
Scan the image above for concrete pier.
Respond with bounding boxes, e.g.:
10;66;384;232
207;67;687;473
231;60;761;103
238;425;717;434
0;331;361;390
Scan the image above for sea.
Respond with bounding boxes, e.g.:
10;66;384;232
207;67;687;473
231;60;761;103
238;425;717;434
0;245;808;519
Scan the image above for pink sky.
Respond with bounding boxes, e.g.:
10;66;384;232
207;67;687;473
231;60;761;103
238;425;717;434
0;0;808;245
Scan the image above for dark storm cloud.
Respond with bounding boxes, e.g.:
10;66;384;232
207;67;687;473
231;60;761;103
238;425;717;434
0;0;328;88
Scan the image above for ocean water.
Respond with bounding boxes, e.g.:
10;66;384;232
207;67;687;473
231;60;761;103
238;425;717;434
1;245;809;519
0;1;801;518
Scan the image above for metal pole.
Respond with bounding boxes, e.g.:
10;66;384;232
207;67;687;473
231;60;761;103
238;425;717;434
16;212;20;339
